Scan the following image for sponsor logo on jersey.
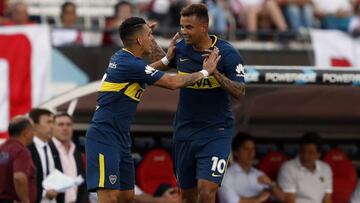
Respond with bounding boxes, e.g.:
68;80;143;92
179;58;189;62
211;173;222;177
145;65;158;76
178;71;220;89
236;64;245;77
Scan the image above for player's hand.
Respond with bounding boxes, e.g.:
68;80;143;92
45;189;58;199
258;175;272;186
257;191;270;203
202;47;221;75
148;21;158;30
158;187;180;203
166;32;181;61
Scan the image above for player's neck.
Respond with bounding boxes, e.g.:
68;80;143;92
193;35;212;51
123;46;143;58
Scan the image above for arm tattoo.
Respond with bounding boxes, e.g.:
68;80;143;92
149;40;166;63
214;71;245;99
181;73;203;87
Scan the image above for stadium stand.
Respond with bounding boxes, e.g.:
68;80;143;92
136;149;177;195
323;149;358;203
257;151;288;181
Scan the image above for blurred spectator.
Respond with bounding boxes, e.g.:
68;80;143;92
1;1;33;25
60;2;78;28
348;1;360;36
0;116;36;203
148;0;171;25
278;132;332;203
0;0;9;23
218;132;284;203
278;0;314;32
49;112;88;203
206;0;235;37
52;2;82;46
104;1;134;46
28;108;59;203
351;181;360;203
107;1;134;29
313;0;353;31
136;0;152;19
230;0;288;34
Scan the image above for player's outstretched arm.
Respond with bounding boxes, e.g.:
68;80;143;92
213;70;245;100
149;33;181;71
154;47;220;90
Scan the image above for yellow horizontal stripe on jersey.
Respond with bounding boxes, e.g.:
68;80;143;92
178;71;221;89
99;81;129;92
124;83;144;102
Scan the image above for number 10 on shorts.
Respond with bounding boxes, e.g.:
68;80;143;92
211;156;226;175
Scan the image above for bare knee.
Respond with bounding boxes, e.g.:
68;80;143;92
97;189;134;203
181;187;198;203
197;179;218;197
97;189;120;203
122;193;134;203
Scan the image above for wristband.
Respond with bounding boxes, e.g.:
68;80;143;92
161;56;170;66
200;69;209;78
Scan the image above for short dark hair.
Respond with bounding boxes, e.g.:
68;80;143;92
300;131;322;151
180;3;209;23
61;1;76;13
53;112;72;123
28;108;52;124
8;116;33;138
232;132;255;151
114;1;133;15
119;17;146;46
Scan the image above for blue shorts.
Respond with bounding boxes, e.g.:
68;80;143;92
86;138;134;192
173;129;232;189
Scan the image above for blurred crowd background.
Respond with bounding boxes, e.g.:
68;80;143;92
1;0;360;46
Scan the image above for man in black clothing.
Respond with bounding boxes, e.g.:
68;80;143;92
28;108;59;203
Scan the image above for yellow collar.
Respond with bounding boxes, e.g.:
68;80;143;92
122;48;135;56
209;35;218;48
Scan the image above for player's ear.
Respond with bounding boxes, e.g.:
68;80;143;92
202;24;208;33
136;37;142;46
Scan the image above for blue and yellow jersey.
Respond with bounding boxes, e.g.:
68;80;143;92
86;49;164;149
170;35;245;141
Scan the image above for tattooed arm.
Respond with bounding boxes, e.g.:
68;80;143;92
213;69;245;100
154;47;221;90
154;72;205;90
149;33;181;71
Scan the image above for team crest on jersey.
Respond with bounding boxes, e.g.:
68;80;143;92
145;65;158;76
109;175;117;184
236;64;245;77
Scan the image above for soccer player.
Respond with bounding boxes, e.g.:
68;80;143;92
153;4;246;203
85;17;221;203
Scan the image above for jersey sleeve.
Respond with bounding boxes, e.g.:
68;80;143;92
222;50;245;83
106;57;165;85
133;59;165;85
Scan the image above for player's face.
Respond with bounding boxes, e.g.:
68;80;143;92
180;15;207;45
138;25;155;55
